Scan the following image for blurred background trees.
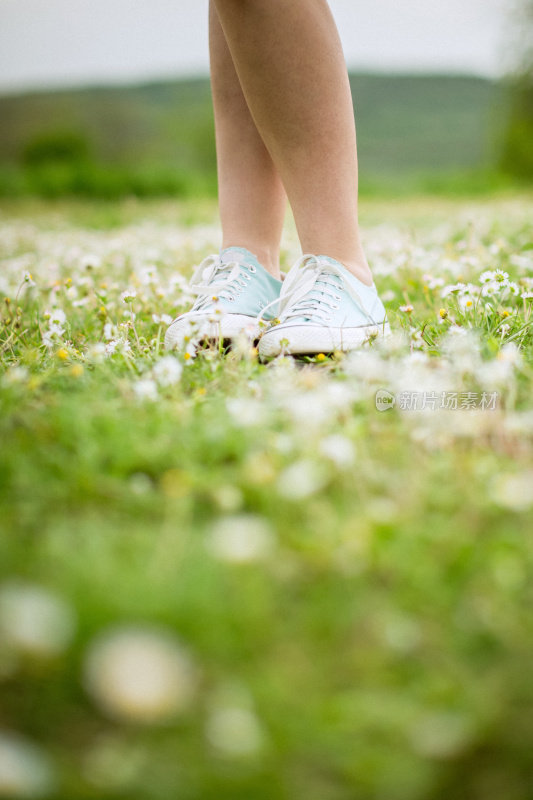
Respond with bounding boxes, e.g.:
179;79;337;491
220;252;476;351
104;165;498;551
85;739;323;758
0;1;531;199
499;0;533;179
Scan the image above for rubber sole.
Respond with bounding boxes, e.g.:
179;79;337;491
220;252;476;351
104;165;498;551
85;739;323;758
258;321;391;358
164;313;261;351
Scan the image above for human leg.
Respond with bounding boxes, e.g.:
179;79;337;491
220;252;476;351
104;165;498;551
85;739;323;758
165;4;286;351
209;0;286;279
212;0;372;286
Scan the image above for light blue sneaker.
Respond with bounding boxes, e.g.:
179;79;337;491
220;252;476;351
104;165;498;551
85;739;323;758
258;254;390;357
165;247;282;350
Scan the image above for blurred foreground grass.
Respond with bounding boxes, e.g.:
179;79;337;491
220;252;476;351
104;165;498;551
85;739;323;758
1;194;533;799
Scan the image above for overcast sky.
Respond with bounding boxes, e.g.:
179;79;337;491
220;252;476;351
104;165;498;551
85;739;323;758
0;0;512;94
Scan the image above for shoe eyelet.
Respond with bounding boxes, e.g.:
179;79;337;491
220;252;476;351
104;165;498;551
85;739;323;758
248;265;257;273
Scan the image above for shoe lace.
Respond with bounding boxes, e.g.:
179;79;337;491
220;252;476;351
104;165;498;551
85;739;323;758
189;254;256;312
257;255;376;326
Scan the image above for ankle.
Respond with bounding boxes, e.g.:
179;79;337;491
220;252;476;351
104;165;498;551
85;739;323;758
222;241;281;280
339;260;373;287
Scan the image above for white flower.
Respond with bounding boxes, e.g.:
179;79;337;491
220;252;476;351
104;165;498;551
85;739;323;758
85;343;106;362
281;392;330;428
139;266;158;285
153;356;183;387
72;297;90;308
44;308;66;326
152;314;173;326
47;322;65;338
207;515;274;564
319;435;356;468
493;269;510;282
103;322;116;341
441;282;465;298
492;472;533;511
120;289;137;304
498;342;522;367
479;270;497;284
226;398;264;427
84;627;196;724
212;485;244;513
2;366;29;386
475;345;521;387
423;275;445;290
183;340;197;362
206;707;265;757
80;253;102;270
0;732;55;798
0;582;76;659
133;379;158;402
480;281;499;297
105;337;131;357
277;459;327;500
458;295;476;311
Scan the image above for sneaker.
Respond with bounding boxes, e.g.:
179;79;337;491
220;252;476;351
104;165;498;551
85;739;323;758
165;247;282;351
258;254;390;357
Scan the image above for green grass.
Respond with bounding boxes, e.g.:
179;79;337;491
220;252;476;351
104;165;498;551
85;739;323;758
1;195;533;799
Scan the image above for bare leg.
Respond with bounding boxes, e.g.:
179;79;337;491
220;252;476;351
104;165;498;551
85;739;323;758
213;0;372;285
210;1;286;279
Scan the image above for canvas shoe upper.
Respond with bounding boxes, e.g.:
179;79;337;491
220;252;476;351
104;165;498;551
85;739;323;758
258;254;390;357
165;247;282;350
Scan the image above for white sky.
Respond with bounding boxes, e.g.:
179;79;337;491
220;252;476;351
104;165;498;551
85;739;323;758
0;0;512;94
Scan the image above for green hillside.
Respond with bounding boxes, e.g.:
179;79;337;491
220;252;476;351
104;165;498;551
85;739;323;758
0;73;508;196
349;74;504;176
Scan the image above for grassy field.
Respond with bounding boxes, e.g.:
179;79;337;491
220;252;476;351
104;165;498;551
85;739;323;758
1;194;533;799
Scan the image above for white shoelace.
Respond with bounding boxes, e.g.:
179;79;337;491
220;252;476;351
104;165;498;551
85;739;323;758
188;254;256;313
258;255;376;326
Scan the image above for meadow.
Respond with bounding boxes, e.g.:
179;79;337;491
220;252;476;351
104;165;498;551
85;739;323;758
1;193;533;799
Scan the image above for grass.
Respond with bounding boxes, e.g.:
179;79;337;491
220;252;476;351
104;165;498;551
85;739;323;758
1;194;533;799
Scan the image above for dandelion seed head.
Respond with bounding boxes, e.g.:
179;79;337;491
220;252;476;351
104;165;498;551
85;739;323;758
0;732;55;798
153;356;183;388
492;472;533;511
277;459;327;500
0;582;76;659
84;627;196;724
207;515;274;563
206;707;265;757
133;379;158;402
319;435;356;468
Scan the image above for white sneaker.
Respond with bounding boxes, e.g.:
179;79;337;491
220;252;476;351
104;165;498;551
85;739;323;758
258;254;390;357
165;247;282;351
